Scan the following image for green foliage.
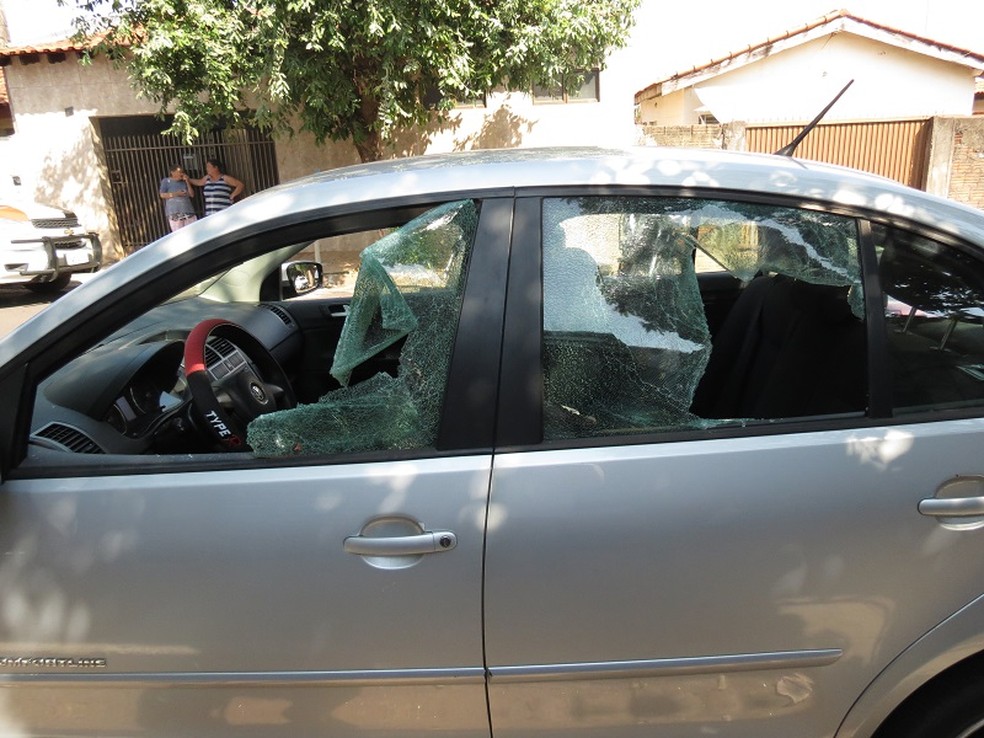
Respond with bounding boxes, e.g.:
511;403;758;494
62;0;641;160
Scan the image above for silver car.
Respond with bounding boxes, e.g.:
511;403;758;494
1;147;984;738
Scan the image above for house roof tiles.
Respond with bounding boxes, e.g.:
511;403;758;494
0;36;94;59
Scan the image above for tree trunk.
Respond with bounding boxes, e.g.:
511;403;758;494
354;129;383;163
353;76;383;162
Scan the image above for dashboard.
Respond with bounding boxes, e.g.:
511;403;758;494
28;298;302;457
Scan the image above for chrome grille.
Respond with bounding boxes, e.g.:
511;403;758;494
31;216;81;229
53;238;86;248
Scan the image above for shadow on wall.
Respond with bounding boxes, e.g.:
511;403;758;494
389;110;463;158
388;103;536;156
454;105;535;151
36;119;123;263
274;129;363;183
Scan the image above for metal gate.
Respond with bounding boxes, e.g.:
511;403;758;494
746;118;932;189
99;116;280;253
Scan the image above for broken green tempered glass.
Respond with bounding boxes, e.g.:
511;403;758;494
247;200;477;456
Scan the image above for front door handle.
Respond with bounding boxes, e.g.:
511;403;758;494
920;476;984;526
344;530;457;556
918;497;984;517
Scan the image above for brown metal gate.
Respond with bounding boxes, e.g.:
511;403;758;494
746;118;932;189
98;116;280;253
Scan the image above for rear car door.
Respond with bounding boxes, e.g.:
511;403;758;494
0;198;512;736
484;194;984;737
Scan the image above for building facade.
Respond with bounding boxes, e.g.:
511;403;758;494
635;11;984;126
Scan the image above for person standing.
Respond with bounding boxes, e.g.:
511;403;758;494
159;165;198;232
188;158;245;216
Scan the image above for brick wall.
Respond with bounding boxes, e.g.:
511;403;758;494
637;124;727;149
948;119;984;210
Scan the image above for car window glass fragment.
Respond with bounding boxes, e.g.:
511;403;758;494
541;197;865;441
247;200;478;456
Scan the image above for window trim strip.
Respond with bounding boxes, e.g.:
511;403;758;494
488;649;843;684
859;219;893;419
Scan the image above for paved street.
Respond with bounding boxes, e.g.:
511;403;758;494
0;279;85;337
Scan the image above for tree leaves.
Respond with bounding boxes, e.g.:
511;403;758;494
63;0;641;160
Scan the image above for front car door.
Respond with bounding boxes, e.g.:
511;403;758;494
485;193;984;737
0;197;512;736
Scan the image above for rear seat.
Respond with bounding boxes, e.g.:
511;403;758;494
691;275;867;420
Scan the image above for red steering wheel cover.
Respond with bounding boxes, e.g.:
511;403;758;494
184;319;244;449
184;318;228;375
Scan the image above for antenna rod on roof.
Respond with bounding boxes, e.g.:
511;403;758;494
774;79;854;157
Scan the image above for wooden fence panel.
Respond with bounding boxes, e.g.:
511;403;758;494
746;119;932;189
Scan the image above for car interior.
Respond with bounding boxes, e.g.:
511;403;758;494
877;224;984;413
26;200;478;463
690;274;867;420
540;197;869;440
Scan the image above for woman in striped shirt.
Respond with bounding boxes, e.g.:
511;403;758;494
189;159;245;216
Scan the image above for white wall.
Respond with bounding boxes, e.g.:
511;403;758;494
0;55;158;257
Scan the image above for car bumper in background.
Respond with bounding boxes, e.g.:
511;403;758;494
0;232;102;284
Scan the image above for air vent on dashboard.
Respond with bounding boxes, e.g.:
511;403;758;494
259;303;294;326
204;336;237;366
33;423;104;454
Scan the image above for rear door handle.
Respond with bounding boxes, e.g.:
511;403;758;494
344;530;457;556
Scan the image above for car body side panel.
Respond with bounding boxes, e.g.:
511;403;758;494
836;591;984;738
0;457;492;736
484;419;984;737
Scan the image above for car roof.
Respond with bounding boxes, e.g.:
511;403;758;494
247;145;984;242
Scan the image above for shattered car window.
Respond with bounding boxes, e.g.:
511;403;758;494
542;197;712;438
248;200;477;456
690;200;864;317
542;197;863;439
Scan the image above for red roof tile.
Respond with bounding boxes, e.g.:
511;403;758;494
0;38;90;58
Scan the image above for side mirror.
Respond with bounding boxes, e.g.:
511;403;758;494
280;261;323;299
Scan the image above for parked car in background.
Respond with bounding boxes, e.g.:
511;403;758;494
2;147;984;737
0;194;101;291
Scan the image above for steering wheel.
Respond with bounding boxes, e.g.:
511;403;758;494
184;319;296;450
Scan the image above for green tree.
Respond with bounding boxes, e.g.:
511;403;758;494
66;0;641;161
